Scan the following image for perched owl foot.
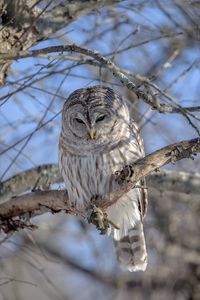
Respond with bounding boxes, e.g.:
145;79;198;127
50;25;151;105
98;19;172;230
31;174;51;192
87;203;110;235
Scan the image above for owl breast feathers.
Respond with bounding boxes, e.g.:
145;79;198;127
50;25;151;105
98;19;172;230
59;86;148;272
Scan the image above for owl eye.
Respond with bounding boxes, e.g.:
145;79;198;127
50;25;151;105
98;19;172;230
96;115;105;122
75;118;85;124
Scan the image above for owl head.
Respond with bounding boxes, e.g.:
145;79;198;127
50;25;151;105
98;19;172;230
61;86;130;153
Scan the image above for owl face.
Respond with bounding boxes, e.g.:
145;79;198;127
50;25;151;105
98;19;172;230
66;103;117;140
61;86;130;152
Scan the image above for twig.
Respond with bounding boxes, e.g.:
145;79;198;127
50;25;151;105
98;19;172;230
1;44;199;120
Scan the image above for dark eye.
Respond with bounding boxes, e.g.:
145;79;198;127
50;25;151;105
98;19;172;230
75;118;84;124
96;115;105;122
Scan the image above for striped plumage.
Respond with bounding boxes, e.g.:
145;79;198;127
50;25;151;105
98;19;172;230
59;86;148;272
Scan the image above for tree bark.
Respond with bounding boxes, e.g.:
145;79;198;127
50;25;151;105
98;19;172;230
0;0;122;84
0;137;199;232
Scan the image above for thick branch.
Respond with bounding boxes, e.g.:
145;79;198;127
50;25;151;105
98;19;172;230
99;137;200;208
0;190;74;233
0;137;199;229
0;190;71;219
1;161;200;205
0;164;62;203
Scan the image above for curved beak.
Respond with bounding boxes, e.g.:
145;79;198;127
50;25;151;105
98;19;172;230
88;129;96;140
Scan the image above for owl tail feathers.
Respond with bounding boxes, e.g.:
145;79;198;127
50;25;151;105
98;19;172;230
114;221;147;272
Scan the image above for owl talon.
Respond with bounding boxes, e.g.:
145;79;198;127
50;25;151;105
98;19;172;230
87;203;110;235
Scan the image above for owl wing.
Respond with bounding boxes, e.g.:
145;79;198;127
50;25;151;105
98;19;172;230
130;120;148;220
106;120;148;272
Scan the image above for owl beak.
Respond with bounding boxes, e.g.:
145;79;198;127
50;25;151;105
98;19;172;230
88;129;96;140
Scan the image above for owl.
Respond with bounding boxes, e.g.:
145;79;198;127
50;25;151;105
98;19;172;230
59;86;148;272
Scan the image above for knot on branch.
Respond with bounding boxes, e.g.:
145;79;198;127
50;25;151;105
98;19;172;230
151;103;171;113
167;138;200;164
115;165;134;184
0;215;37;234
192;137;200;150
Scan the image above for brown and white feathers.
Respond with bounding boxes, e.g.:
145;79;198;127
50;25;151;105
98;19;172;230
59;86;148;272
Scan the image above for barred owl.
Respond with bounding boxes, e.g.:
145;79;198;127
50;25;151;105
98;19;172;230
59;86;148;272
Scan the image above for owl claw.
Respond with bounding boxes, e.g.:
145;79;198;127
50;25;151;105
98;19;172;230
87;203;110;235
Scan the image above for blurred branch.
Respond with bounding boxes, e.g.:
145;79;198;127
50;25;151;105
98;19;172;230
0;164;62;203
166;244;200;265
40;240;200;288
147;170;200;195
0;137;199;232
34;238;120;287
35;0;123;36
28;235;198;289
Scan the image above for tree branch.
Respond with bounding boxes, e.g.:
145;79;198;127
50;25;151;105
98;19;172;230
35;0;122;37
1;159;200;205
0;137;199;232
0;164;62;203
1;44;200;120
98;137;200;208
0;190;71;219
0;0;122;84
148;170;200;195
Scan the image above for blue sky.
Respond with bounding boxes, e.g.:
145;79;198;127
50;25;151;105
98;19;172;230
0;2;199;180
0;2;200;289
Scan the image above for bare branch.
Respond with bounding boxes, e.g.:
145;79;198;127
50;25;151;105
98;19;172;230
0;0;122;84
148;170;200;195
99;137;200;208
36;0;123;37
1;162;200;205
30;238;120;287
0;137;199;232
28;236;197;288
1;44;200;119
0;190;71;219
1;137;200;202
0;164;62;203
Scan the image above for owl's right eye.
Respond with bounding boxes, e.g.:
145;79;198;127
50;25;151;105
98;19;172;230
75;118;84;124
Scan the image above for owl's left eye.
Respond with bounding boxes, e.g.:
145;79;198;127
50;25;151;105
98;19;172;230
96;115;105;122
75;118;84;124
